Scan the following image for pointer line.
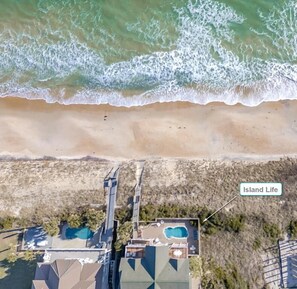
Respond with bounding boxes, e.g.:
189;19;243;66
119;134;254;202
203;195;238;223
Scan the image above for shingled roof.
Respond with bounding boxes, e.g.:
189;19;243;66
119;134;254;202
32;259;103;289
119;245;190;289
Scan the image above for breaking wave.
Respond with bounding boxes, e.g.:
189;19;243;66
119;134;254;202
0;0;296;107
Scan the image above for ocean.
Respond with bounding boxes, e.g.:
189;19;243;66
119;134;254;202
0;0;296;106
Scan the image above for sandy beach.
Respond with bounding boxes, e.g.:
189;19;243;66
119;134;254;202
0;97;297;159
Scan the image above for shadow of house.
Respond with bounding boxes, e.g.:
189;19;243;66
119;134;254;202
0;258;37;289
23;227;53;250
287;255;297;288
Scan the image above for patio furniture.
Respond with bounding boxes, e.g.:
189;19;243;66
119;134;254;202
173;250;182;257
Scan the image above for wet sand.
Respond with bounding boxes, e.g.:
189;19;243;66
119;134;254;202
0;97;297;159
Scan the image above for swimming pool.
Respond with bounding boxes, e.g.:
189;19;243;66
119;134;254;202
164;226;188;239
65;227;94;240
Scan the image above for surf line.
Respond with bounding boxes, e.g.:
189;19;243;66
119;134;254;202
202;195;238;223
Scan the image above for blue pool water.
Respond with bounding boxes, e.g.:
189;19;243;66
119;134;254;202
164;226;188;239
65;227;94;240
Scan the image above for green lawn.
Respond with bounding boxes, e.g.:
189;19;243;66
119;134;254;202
0;231;37;289
0;231;19;279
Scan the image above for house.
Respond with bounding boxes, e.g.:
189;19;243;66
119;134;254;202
32;259;103;289
119;245;191;289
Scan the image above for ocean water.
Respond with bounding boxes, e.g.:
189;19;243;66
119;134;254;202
0;0;296;106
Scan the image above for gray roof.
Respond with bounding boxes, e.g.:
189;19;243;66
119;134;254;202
119;245;190;289
32;259;103;289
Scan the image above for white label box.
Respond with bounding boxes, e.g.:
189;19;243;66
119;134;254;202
240;183;282;196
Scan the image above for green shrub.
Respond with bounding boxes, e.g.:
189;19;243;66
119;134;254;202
225;214;246;233
7;252;17;263
189;257;203;278
288;220;297;239
115;207;132;224
67;214;83;228
139;203;200;222
115;222;133;251
23;250;35;261
43;218;60;236
263;222;281;242
84;209;105;231
204;224;219;235
0;216;15;230
201;210;225;235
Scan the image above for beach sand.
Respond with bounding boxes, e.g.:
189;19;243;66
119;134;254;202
0;97;297;159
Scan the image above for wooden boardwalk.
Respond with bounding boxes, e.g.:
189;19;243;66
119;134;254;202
132;162;144;239
278;240;297;288
102;165;119;289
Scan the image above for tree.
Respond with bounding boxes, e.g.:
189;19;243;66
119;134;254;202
84;209;105;231
115;222;133;251
67;214;83;228
43;218;60;236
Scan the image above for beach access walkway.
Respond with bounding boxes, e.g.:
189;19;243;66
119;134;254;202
278;240;297;288
101;165;119;289
132;162;144;239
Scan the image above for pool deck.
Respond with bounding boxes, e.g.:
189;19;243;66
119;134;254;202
139;219;199;255
22;224;100;250
51;225;89;249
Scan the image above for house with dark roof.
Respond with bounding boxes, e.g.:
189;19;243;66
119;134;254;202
119;245;191;289
32;259;103;289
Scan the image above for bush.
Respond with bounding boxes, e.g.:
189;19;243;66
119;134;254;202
263;222;281;242
115;222;133;251
43;218;60;236
7;252;17;263
84;209;105;231
115;207;132;224
140;203;200;222
225;214;246;233
201;210;224;236
0;216;15;230
67;214;83;228
288;220;297;239
204;225;219;235
23;250;35;261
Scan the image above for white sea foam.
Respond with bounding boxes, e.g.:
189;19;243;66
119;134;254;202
0;0;297;107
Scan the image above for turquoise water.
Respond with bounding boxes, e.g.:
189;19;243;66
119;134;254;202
65;227;94;240
0;0;296;106
164;226;189;238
